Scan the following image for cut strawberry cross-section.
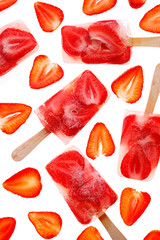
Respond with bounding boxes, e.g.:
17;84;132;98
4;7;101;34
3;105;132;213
0;0;17;12
34;2;64;32
28;212;62;239
111;65;143;103
0;28;37;61
29;55;64;89
0;217;16;240
77;226;104;240
128;0;147;9
61;26;90;57
82;0;117;16
86;122;115;160
120;187;151;226
0;103;32;134
3;167;42;198
144;230;160;240
139;5;160;33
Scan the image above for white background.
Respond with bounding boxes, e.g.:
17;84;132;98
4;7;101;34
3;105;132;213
0;0;160;239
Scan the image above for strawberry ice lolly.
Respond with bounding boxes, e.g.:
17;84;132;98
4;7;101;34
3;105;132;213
12;70;109;161
61;20;160;64
0;20;38;76
46;148;127;240
118;64;160;181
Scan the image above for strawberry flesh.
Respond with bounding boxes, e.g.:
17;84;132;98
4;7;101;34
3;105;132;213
144;230;160;240
0;0;17;12
0;217;16;240
128;0;146;9
77;226;104;240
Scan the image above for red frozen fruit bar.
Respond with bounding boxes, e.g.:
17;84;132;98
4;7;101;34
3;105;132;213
0;20;38;77
61;20;131;64
118;111;160;181
46;148;118;224
35;70;109;144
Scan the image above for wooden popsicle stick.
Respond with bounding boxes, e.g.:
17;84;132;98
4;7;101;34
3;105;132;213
99;213;127;240
129;37;160;47
12;128;50;161
145;63;160;114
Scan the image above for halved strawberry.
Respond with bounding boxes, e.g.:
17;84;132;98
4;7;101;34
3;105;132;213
75;70;108;105
28;212;62;239
34;2;64;32
120;143;151;180
0;28;37;61
0;103;32;134
0;217;16;240
82;0;117;16
29;55;64;89
61;26;90;57
77;226;104;240
3;167;42;198
0;0;17;12
120;187;151;226
139;5;160;33
46;150;85;189
81;20;131;64
144;230;160;240
111;66;143;103
86;122;115;159
128;0;146;9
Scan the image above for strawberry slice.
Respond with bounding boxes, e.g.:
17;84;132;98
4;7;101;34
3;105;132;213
111;66;143;103
128;0;146;9
28;212;62;239
46;150;85;189
77;226;104;240
139;5;160;33
81;21;131;64
29;55;64;89
61;26;90;57
3;167;42;198
0;103;32;134
86;122;115;159
0;52;16;76
120;143;151;180
144;230;160;240
0;217;16;240
0;0;17;11
0;28;37;61
82;0;117;16
120;187;151;226
34;2;64;32
75;70;108;105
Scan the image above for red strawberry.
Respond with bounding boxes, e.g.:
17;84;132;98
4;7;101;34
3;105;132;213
34;2;64;32
111;66;143;103
3;167;42;198
61;26;90;57
75;70;108;106
120;143;151;180
82;0;117;16
0;0;17;12
0;52;16;76
28;212;62;239
139;5;160;33
144;230;160;240
0;217;16;240
0;103;32;134
29;55;64;89
120;187;151;226
0;28;37;61
77;226;104;240
81;20;131;64
46;150;85;189
86;122;115;159
128;0;146;9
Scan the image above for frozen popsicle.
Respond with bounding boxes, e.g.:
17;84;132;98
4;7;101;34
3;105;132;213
118;64;160;181
61;20;160;64
46;147;127;240
0;20;38;77
12;70;109;161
